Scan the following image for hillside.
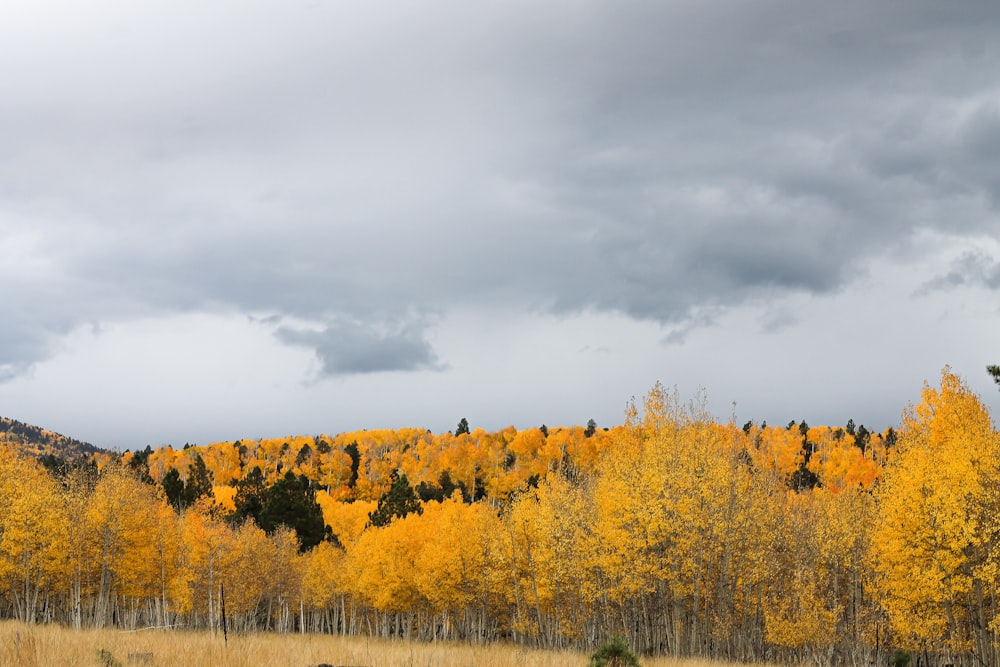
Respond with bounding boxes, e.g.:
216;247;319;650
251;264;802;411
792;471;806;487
0;415;104;458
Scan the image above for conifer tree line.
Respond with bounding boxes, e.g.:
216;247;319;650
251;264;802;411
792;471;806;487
1;369;999;666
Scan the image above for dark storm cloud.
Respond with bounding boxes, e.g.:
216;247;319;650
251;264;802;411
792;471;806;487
275;319;443;376
2;0;999;376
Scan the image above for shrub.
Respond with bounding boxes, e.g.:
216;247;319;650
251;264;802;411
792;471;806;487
588;637;640;667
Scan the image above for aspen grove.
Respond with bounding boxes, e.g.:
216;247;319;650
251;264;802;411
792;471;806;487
1;369;999;666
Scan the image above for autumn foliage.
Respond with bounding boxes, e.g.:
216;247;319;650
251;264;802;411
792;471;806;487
0;370;998;666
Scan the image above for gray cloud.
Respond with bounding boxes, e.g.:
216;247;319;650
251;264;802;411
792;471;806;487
275;319;444;376
2;0;1000;377
918;250;1000;294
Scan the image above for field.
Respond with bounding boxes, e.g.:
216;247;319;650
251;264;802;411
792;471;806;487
0;621;753;667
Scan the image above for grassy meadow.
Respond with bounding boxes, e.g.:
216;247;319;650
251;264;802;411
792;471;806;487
0;621;760;667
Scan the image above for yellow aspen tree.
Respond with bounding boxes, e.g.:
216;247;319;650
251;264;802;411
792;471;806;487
343;515;425;615
301;540;345;630
84;465;162;628
0;451;71;623
872;369;1000;655
178;500;235;633
753;425;805;478
262;525;305;633
504;473;592;645
201;441;242;486
509;428;549;480
475;428;517;505
60;465;101;629
223;520;272;631
316;496;376;547
762;488;872;661
148;500;183;628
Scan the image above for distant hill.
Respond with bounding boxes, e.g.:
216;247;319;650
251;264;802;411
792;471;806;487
0;416;104;458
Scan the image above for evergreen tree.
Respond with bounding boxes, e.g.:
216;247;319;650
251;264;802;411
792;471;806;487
295;443;313;467
231;465;267;525
163;468;185;511
369;470;422;527
589;637;640;667
344;441;360;488
585;419;598;438
183;454;214;506
855;424;871;453
127;445;155;485
788;462;819;492
455;418;470;436
417;470;460;502
162;454;213;510
259;471;326;551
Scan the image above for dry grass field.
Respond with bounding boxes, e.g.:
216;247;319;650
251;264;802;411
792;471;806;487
0;621;759;667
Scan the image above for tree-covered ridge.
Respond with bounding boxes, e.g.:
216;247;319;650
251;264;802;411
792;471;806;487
0;415;103;459
127;415;890;515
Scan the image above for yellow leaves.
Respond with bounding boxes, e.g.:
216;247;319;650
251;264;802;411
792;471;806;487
411;498;494;613
86;465;165;599
0;451;72;609
213;484;237;512
872;369;1000;650
301;540;344;611
317;493;375;546
505;474;592;617
340;494;501;617
763;570;841;649
754;426;805;478
343;511;424;613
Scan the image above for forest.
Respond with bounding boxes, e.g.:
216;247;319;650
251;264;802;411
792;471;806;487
0;368;998;666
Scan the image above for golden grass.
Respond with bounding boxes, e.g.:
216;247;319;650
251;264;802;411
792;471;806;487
0;620;756;667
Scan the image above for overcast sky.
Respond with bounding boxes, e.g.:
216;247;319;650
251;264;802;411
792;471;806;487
1;0;999;450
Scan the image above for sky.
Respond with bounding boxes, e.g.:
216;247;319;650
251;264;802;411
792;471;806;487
1;0;999;451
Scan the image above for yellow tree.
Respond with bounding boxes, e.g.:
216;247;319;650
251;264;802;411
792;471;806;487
178;499;235;633
262;526;304;633
84;464;163;628
590;385;781;658
762;486;874;663
412;497;501;640
872;369;1000;657
0;450;71;623
503;473;592;646
222;520;272;631
301;540;346;633
343;513;425;619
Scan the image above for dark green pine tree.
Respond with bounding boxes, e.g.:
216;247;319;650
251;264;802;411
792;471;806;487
988;365;1000;388
588;637;640;667
230;466;267;526
183;454;214;506
855;424;871;454
259;471;327;552
163;468;186;511
455;418;470;436
369;470;423;527
344;441;361;488
163;454;214;511
128;445;155;485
